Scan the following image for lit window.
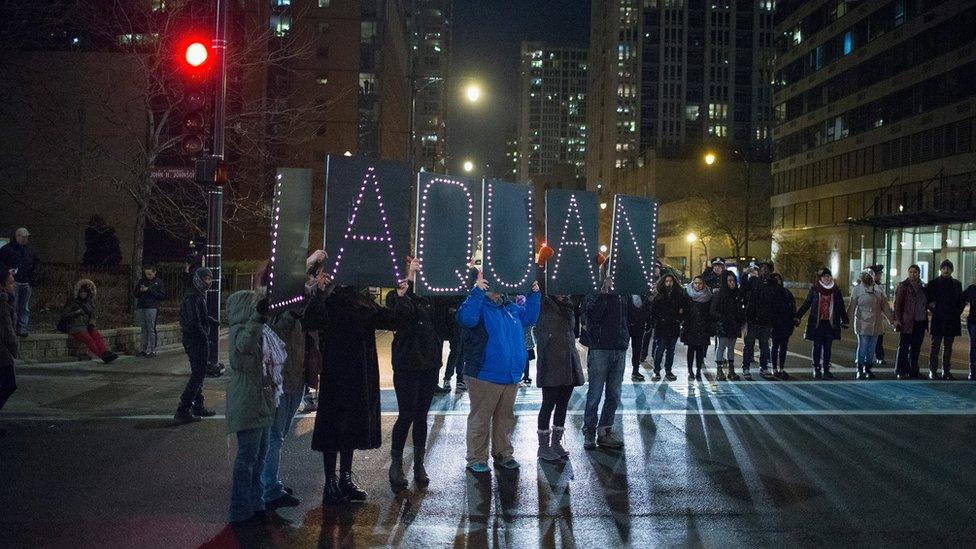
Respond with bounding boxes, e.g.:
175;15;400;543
316;75;328;85
271;14;291;36
361;21;376;43
843;31;852;55
318;0;330;7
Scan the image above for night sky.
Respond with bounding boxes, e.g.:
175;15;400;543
448;0;589;177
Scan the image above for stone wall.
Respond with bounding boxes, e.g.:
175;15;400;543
17;323;184;363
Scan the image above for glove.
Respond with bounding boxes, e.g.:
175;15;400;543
256;298;271;316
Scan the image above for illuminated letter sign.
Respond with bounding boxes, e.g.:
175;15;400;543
324;155;411;287
480;179;536;294
545;189;600;295
607;194;659;295
267;168;313;311
414;172;478;295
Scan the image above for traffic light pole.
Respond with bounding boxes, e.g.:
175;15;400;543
204;0;228;369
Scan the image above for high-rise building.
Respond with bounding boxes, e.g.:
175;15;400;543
409;0;452;172
517;42;588;183
586;0;776;187
770;0;976;289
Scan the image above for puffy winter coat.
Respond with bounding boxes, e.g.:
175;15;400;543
386;283;440;372
457;286;541;384
846;283;892;336
926;275;963;337
893;279;928;335
796;283;849;341
651;286;685;339
744;275;779;326
179;284;210;342
771;284;798;339
60;279;97;334
224;290;275;434
268;308;307;395
583;293;629;350
681;296;713;347
533;296;584;388
710;284;744;338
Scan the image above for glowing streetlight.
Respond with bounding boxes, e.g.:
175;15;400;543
463;160;475;173
703;152;716;166
465;83;482;103
686;232;697;243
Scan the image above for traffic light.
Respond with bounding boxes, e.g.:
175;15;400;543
176;37;213;158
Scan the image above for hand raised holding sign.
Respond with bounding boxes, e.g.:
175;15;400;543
475;278;489;292
396;279;410;297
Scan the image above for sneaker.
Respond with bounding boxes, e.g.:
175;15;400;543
727;371;741;381
207;363;226;378
651;372;661;381
137;351;147;358
664;372;677;382
265;493;301;509
583;429;597;450
434;382;451;394
597;426;624;449
467;462;490;474
631;371;646;382
759;366;770;376
456;380;468;392
742;369;753;380
687;372;696;382
520;377;533;387
493;457;520;470
146;351;157;358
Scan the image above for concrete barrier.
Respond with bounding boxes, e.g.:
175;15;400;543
16;323;184;363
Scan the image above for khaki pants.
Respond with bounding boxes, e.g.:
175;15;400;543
465;377;518;466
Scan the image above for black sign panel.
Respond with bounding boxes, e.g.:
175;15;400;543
480;179;536;294
324;155;412;287
414;172;480;295
267;168;312;312
545;189;600;295
607;194;659;295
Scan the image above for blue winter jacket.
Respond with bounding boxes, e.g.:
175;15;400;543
457;286;542;384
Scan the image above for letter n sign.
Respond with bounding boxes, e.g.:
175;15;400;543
607;194;659;295
324;155;411;287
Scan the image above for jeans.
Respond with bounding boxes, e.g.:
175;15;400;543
742;324;771;370
628;324;651;370
812;335;834;368
12;282;30;334
538;385;574;430
928;334;955;373
895;328;926;376
652;335;678;374
969;323;976;367
179;337;208;409
71;329;109;357
856;334;880;365
715;336;737;364
391;369;438;458
771;335;790;370
443;334;463;383
262;388;305;502
583;348;626;432
134;308;159;353
229;426;270;523
0;362;16;411
686;344;708;373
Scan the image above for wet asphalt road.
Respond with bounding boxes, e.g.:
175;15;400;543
2;333;976;548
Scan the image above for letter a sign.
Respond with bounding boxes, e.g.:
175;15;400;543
324;155;412;287
607;194;659;295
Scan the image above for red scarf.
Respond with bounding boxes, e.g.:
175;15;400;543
814;282;834;321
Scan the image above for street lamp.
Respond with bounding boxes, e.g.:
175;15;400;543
409;76;483;170
702;150;751;257
687;232;697;277
464;83;482;103
463;159;475;173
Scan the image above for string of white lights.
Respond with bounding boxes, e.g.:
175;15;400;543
550;194;598;290
608;197;659;293
330;166;404;283
483;181;535;291
415;176;475;293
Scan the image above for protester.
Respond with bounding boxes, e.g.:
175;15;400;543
133;263;166;358
795;268;848;379
893;265;928;379
962;277;976;381
650;273;683;382
225;268;276;527
521;322;535;386
0;268;18;437
682;276;713;381
700;257;726;292
847;270;894;380
868;265;887;365
174;267;217;423
926;259;963;379
0;228;40;337
303;275;407;504
60;279;118;364
457;268;541;472
582;274;629;450
742;262;777;379
301;260;329;413
710;271;744;380
626;293;653;381
261;254;324;510
386;257;441;492
770;273;797;378
534;293;584;461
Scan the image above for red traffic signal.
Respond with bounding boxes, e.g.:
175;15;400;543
185;42;209;68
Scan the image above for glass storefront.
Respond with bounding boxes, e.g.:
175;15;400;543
848;222;976;293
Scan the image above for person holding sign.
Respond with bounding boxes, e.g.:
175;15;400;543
385;257;442;492
458;268;541;473
581;275;630;450
303;275;409;505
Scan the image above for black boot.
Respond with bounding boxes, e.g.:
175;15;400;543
695;365;702;381
812;365;822;379
414;449;430;486
929;369;942;380
864;363;875;380
101;352;118;364
339;472;367;503
855;364;865;380
716;361;726;381
192;404;216;417
323;475;345;505
823;364;834;379
943;368;955;381
389;452;407;492
173;405;201;424
969;365;975;381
